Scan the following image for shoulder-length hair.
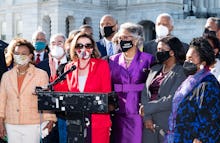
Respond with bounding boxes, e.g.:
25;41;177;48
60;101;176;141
5;38;35;66
158;36;186;64
69;32;100;61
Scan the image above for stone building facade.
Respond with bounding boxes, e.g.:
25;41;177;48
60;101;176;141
0;0;219;43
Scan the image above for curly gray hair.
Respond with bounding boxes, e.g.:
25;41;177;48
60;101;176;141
113;22;144;49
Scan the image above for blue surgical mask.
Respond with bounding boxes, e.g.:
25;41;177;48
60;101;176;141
34;41;46;51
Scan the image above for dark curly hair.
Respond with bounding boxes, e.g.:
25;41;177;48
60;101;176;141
189;37;215;66
158;36;186;64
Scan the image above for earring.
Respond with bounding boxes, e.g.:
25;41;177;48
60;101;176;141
199;64;204;70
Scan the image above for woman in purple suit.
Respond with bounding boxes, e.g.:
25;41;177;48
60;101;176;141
109;22;154;143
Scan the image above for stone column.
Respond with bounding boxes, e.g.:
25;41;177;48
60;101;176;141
208;0;215;13
5;12;13;41
196;0;206;13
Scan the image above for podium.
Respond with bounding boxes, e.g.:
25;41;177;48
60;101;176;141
35;87;117;143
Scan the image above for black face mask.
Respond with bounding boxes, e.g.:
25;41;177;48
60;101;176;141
183;61;198;76
120;40;133;52
102;26;115;38
156;51;170;63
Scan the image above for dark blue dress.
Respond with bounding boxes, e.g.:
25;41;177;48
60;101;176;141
174;74;220;143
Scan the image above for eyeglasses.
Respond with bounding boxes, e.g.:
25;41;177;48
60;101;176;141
51;41;64;47
75;43;93;49
118;35;133;41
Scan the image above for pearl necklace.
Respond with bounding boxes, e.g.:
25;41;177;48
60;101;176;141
124;54;134;63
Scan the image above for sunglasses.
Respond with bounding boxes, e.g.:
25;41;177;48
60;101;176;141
75;43;93;49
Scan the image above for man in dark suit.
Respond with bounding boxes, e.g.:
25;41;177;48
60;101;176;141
32;29;49;65
96;14;119;58
37;33;67;143
143;13;189;58
0;40;8;81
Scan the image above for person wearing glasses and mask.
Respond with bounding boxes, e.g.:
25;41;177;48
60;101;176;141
109;22;154;143
37;33;67;143
143;13;188;58
141;36;187;143
97;14;119;58
0;38;56;143
37;33;67;76
203;25;220;82
166;37;220;143
50;32;112;143
32;29;49;65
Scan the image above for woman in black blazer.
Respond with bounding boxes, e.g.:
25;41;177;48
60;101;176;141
141;36;187;143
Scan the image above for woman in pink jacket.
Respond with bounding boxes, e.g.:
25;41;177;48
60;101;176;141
0;38;56;143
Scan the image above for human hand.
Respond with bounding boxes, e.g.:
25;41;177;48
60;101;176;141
139;105;144;117
144;119;155;132
0;122;6;139
44;120;55;133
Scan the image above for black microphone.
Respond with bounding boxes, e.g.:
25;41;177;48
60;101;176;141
48;65;76;89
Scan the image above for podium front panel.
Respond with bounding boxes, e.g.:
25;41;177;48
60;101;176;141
37;91;108;113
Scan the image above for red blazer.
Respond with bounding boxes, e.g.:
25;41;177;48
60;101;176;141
53;58;111;143
54;58;111;93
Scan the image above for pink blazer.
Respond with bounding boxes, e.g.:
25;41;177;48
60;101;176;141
0;64;56;124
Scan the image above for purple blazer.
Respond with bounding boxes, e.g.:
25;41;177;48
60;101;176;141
109;50;154;143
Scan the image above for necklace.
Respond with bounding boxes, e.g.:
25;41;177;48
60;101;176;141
124;53;134;60
124;54;134;67
162;64;176;74
17;69;27;75
78;59;90;70
16;65;29;75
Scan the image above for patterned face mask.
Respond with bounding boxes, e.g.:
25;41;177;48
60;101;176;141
13;54;30;66
76;48;92;60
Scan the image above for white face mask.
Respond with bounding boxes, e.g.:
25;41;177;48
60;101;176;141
76;49;91;60
50;46;65;59
14;54;30;66
156;25;169;37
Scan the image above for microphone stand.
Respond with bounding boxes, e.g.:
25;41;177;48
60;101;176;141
48;65;76;91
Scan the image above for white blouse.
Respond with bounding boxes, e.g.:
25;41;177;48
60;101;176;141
78;75;87;92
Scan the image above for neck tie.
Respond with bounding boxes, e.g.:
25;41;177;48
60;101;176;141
58;60;61;66
108;42;113;56
36;54;41;64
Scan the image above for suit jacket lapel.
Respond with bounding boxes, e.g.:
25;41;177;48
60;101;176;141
20;65;35;94
10;68;19;95
101;39;107;56
146;64;162;89
84;59;95;92
66;62;78;92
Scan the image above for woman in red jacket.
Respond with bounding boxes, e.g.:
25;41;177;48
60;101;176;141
50;32;111;143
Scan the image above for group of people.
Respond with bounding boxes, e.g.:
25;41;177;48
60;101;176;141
0;13;219;143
